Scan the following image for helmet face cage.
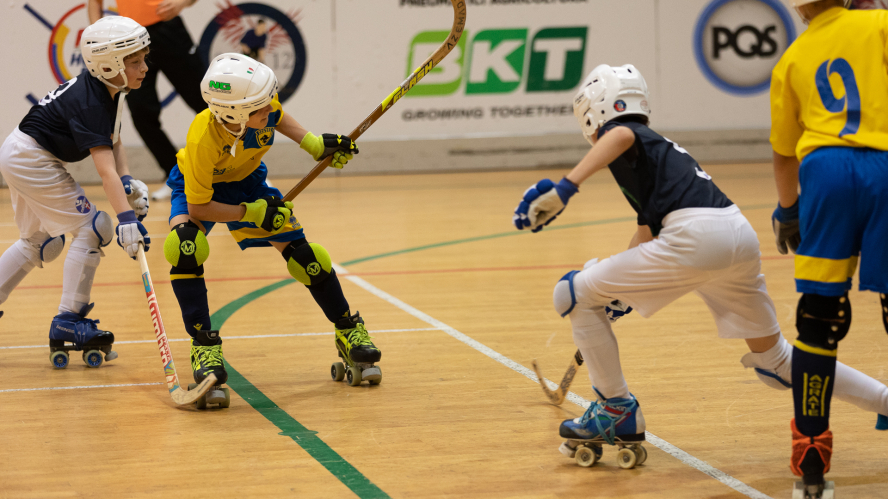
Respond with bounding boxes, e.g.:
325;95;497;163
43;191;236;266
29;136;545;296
80;17;150;88
202;53;279;130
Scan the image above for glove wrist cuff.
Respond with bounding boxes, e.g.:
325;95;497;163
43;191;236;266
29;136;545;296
775;199;799;221
300;132;321;160
117;210;137;224
120;175;134;185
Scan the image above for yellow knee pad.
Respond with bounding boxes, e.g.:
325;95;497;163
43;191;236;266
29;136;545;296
283;240;332;285
164;221;210;269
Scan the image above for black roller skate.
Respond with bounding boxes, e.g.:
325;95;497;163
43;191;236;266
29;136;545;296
188;330;230;409
48;303;117;368
332;312;381;386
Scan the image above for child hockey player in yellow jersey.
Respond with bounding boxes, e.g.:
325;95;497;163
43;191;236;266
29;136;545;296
769;1;888;497
165;53;379;407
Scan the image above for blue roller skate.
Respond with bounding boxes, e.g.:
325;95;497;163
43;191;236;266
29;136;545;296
48;303;117;368
558;387;647;469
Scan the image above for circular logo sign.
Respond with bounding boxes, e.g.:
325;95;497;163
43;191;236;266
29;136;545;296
180;240;196;256
74;195;91;214
198;3;306;103
307;262;321;276
694;0;796;95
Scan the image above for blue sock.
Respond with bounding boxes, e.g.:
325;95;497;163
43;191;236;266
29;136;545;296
170;265;211;337
792;342;836;436
306;269;349;323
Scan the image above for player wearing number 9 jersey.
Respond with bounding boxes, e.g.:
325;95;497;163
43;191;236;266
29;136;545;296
769;0;888;495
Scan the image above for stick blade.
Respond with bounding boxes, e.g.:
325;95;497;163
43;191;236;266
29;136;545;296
170;373;218;406
531;359;566;405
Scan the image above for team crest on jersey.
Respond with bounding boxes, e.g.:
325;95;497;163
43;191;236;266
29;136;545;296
75;196;91;214
256;128;274;147
213;166;234;176
614;100;627;112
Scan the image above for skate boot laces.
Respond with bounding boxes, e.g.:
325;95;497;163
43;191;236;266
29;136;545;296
193;344;224;369
344;323;375;347
576;388;638;446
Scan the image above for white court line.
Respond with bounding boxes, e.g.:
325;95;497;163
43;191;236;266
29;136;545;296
0;382;163;394
0;327;439;350
333;263;774;499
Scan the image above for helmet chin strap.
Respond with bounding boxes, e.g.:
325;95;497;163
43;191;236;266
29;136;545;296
220;121;247;157
99;71;130;144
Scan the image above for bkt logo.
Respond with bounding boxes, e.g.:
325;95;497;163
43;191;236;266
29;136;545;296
694;0;796;95
406;27;587;96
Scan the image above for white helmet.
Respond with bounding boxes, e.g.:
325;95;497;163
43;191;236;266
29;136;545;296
790;0;851;6
201;53;278;132
80;16;150;89
573;64;651;145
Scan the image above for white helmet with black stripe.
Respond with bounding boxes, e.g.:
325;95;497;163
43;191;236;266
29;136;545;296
80;16;150;90
201;53;278;155
572;64;651;146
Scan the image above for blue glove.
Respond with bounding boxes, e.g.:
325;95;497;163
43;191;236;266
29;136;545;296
120;175;149;221
513;178;578;232
771;200;800;255
116;210;150;259
605;300;633;322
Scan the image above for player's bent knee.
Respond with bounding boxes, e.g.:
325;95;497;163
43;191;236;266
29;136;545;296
164;221;210;269
282;240;332;286
796;292;851;349
553;270;580;317
91;211;114;248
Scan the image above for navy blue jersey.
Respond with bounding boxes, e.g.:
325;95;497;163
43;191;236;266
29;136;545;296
18;70;119;163
598;121;733;235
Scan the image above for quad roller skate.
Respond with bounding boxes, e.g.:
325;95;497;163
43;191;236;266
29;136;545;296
558;388;647;469
331;312;381;386
48;303;117;368
188;330;230;409
791;419;834;499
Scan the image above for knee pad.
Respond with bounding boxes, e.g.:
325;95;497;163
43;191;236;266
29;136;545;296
164;221;210;269
91;211;114;248
553;270;580;318
796;293;851;349
36;234;65;263
740;338;793;391
18;234;48;268
282;240;332;286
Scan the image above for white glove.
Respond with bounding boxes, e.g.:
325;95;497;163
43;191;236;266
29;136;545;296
121;175;149;221
115;211;150;259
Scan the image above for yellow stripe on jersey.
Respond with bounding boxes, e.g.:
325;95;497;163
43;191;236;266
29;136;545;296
176;95;285;205
795;254;858;283
230;219;304;243
770;8;888;160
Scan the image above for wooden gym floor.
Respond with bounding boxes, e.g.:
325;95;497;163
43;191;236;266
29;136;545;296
0;164;885;498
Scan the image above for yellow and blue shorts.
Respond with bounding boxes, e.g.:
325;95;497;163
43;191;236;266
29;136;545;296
796;147;888;296
167;162;305;250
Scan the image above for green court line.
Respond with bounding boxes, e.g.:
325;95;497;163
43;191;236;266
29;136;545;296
210;281;389;499
209;203;776;498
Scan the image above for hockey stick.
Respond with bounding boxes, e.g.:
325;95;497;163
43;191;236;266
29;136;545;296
137;245;216;406
531;350;584;405
282;0;467;202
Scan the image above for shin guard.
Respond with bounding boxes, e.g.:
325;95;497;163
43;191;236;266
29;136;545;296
171;265;211;337
307;269;350;323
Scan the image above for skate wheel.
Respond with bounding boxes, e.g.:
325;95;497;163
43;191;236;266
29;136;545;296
575;446;599;468
187;383;197;391
331;362;345;382
50;350;69;369
83;350;104;368
634;445;647;466
346;366;362;386
195;394;207;410
617;447;637;469
219;388;231;409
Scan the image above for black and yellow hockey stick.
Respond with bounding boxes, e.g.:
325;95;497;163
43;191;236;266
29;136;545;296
283;0;467;202
532;350;584;406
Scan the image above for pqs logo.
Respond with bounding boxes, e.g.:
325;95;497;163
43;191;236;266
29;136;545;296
693;0;796;96
22;3;180;107
198;2;306;102
406;26;587;96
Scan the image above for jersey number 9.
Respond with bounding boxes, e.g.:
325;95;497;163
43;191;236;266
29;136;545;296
815;58;860;138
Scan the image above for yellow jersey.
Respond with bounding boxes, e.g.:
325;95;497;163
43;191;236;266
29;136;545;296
770;7;888;160
176;97;284;205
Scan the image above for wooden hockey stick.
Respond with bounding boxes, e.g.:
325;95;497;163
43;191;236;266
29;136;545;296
531;350;584;405
282;0;467;202
137;245;216;406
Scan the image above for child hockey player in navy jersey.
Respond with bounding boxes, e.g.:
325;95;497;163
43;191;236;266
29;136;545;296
0;17;152;368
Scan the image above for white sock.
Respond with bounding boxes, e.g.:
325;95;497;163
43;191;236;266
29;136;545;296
751;336;888;415
570;308;630;400
0;240;39;305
